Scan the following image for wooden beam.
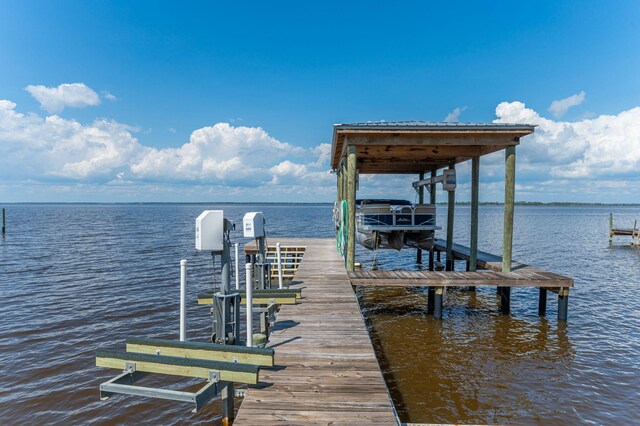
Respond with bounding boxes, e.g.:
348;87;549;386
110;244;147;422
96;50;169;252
197;295;297;305
346;133;521;147
95;349;260;384
356;144;505;160
346;145;357;272
503;146;516;272
125;338;274;367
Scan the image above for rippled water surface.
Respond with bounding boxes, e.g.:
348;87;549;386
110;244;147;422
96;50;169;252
1;204;639;425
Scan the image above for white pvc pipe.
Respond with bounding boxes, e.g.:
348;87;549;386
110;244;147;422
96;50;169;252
245;263;253;347
180;259;187;341
276;242;283;289
235;242;240;290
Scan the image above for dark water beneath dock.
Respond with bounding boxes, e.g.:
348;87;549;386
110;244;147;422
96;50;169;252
1;204;639;425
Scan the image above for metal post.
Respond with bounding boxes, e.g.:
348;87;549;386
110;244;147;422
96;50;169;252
434;287;443;319
538;287;547;316
257;236;266;289
346;145;357;272
558;288;569;321
446;162;456;271
417;172;424;264
276;242;283;289
234;243;240;290
245;263;253;347
180;260;187;341
503;146;516;272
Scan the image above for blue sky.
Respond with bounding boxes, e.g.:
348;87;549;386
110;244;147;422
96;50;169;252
1;1;639;202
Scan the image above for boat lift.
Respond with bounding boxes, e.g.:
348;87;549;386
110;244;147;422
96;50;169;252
95;210;273;424
412;168;457;193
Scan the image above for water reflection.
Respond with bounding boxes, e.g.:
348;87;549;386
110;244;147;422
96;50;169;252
359;285;575;424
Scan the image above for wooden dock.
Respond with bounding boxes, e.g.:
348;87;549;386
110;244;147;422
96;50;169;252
235;238;398;424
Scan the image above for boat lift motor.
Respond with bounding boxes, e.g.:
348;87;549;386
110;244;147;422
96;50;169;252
196;210;240;345
412;169;456;193
243;212;271;289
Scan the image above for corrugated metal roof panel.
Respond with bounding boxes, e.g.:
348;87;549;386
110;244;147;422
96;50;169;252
334;121;535;131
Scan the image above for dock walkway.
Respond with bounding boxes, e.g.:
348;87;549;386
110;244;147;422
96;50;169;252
235;238;397;425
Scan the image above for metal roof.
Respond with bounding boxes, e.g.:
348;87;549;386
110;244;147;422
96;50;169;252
331;120;536;173
334;121;535;132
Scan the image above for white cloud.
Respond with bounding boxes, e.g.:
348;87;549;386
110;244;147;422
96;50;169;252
25;83;101;114
495;100;640;179
2;93;640;203
0;101;330;195
102;91;118;101
548;91;585;118
444;106;467;122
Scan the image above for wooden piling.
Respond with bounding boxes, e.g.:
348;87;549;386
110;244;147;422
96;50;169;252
221;382;235;425
1;208;5;235
434;287;443;319
446;162;455;271
417;172;425;264
498;286;511;314
346;145;357;272
428;167;437;270
538;287;547;316
469;156;479;291
502;146;516;272
427;287;435;314
558;288;569;321
609;213;613;244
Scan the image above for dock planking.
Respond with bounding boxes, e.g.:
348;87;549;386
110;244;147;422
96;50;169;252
235;238;397;425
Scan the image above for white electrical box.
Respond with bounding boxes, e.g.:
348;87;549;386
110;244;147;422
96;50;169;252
195;210;224;251
243;212;265;238
443;169;457;191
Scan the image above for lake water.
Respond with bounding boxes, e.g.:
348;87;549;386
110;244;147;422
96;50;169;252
1;204;639;425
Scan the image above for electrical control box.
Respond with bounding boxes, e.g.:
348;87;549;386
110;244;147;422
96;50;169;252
443;169;457;191
243;212;265;238
195;210;224;251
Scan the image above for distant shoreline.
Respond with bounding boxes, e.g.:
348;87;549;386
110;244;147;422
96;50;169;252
2;201;639;206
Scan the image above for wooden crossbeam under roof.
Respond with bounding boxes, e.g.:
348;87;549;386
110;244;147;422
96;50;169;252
331;121;535;174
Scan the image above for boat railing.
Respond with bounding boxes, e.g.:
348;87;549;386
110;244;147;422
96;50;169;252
358;204;437;229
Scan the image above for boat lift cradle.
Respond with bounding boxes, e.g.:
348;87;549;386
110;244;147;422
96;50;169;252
96;338;274;413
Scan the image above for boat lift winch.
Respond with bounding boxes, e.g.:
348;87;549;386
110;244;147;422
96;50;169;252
196;210;241;345
412;168;457;193
243;212;271;289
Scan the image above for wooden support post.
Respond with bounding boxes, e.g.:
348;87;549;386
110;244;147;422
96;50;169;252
428;247;434;271
498;286;511;314
468;156;480;290
538;287;547;316
436;250;441;262
221;382;234;426
446;162;456;271
428;167;437;270
502;146;516;272
1;208;5;235
417;172;425;264
609;213;613;244
346;145;357;272
434;287;444;319
558;288;569;321
427;287;435;314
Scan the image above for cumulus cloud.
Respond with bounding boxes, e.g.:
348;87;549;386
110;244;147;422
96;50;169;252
0;100;330;194
495;100;640;179
548;91;586;118
25;83;101;114
444;106;467;122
